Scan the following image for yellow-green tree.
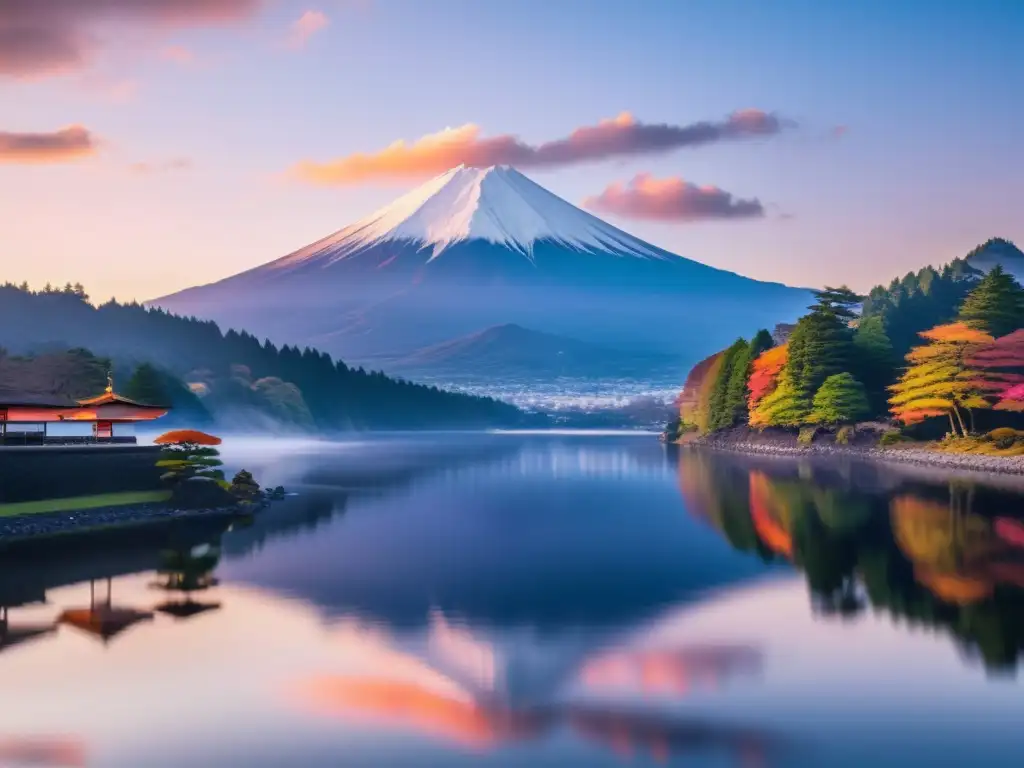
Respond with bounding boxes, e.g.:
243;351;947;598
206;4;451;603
888;322;993;437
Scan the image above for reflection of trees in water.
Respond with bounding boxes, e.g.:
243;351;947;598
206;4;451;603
678;451;1024;673
220;493;346;558
0;519;234;648
152;543;224;619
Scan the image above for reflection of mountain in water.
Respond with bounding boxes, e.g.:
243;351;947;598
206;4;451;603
291;611;776;763
219;435;749;633
678;450;1024;673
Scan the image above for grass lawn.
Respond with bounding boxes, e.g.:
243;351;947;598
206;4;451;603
0;490;172;517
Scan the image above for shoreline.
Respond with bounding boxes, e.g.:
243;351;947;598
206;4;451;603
0;502;250;544
681;433;1024;477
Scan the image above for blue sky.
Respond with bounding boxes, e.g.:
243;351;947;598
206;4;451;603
3;0;1022;302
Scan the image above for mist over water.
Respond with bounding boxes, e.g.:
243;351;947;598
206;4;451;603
2;433;1023;767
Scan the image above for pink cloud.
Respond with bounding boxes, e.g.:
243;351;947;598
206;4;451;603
285;10;329;50
0;0;263;78
128;157;192;174
160;44;196;65
582;173;765;223
0;125;98;164
291;109;791;184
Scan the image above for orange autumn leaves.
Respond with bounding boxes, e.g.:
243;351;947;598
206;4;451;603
888;323;1024;434
678;351;725;433
678;342;789;432
747;344;788;426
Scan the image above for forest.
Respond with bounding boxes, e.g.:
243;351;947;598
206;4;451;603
672;239;1024;451
0;283;527;431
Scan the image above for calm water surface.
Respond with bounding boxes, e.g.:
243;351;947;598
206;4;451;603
2;433;1024;767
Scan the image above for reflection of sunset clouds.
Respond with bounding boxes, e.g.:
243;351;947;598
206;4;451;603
580;646;761;696
0;737;87;767
293;676;541;749
291;672;787;762
291;608;771;761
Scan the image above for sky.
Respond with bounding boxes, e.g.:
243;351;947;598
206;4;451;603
3;0;1023;304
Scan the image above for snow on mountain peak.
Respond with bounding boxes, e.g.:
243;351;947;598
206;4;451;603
283;165;665;266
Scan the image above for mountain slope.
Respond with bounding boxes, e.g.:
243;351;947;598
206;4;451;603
153;166;812;365
965;238;1024;283
0;284;527;430
368;324;682;379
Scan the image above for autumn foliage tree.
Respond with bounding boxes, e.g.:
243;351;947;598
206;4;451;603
747;344;788;416
678;351;725;433
889;322;993;437
995;383;1024;412
965;329;1024;408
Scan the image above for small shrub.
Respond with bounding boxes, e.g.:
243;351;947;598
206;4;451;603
230;469;262;503
880;430;909;447
836;425;855;445
987;427;1021;450
798;426;818;445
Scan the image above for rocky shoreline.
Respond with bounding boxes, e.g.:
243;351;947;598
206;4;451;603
0;502;252;543
685;431;1024;477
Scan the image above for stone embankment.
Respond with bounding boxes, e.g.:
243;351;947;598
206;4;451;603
686;429;1024;477
0;503;254;542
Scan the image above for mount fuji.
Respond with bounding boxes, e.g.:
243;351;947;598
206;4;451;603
153;166;811;373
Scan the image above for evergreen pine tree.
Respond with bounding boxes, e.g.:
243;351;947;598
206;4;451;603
957;265;1024;338
707;338;749;431
808;286;864;320
853;315;895;416
124;363;168;405
786;303;856;401
810;373;870;424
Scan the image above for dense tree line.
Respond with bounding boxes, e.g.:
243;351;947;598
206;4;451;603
674;239;1024;442
0;283;526;430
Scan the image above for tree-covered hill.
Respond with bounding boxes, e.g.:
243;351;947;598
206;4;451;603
0;283;527;431
672;238;1024;443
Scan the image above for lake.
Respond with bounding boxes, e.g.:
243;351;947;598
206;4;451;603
2;432;1023;767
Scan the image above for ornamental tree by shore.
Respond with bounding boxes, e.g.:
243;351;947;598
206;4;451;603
154;430;226;486
888;322;993;437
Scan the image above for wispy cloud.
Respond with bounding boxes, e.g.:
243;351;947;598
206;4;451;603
583;173;765;223
160;44;197;66
0;0;263;78
0;125;98;164
290;109;792;185
285;10;329;50
129;157;193;175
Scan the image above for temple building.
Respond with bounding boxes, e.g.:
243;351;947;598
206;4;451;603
0;376;167;445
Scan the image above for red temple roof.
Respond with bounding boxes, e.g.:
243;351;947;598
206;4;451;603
75;391;165;409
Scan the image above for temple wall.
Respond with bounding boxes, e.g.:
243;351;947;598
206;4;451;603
0;446;163;504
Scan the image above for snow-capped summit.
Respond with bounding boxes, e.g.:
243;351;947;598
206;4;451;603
277;164;662;267
152;166;811;365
